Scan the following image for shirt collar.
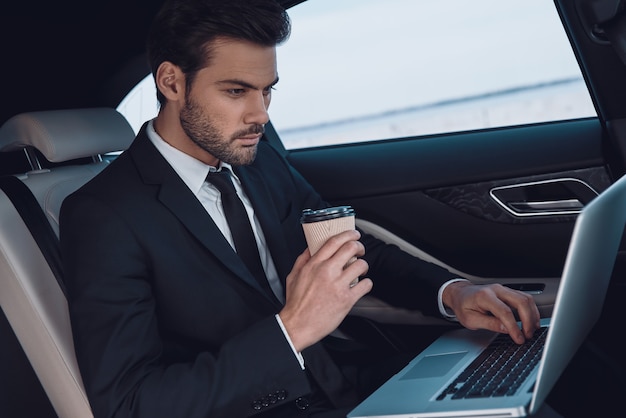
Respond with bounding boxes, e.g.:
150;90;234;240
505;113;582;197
146;119;235;194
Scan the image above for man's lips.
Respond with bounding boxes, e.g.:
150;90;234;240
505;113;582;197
236;134;262;145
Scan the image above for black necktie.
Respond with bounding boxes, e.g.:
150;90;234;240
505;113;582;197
206;169;272;294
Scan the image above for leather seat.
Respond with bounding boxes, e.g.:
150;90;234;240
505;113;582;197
0;108;134;418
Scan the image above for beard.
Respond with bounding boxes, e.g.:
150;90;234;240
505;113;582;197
179;97;264;166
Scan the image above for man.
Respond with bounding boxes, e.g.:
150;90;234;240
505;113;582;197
60;0;540;417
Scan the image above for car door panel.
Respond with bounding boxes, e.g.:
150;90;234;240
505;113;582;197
282;117;610;319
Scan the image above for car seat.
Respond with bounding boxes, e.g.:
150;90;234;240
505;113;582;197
0;108;135;418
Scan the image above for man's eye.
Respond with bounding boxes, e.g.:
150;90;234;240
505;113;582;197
227;89;245;95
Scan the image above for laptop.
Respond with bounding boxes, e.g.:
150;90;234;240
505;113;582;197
348;173;626;418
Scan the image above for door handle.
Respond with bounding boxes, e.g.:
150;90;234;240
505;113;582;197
507;198;583;213
490;178;597;217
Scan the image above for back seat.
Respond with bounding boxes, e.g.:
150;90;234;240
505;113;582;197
0;108;135;417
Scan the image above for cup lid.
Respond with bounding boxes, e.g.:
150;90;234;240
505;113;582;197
300;205;355;223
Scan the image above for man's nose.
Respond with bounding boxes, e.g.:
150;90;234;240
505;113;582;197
244;92;270;126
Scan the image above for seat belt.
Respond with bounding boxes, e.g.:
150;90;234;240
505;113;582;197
579;0;626;66
0;175;67;298
603;11;626;66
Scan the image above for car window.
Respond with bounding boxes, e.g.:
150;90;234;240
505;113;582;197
117;0;596;150
117;80;158;135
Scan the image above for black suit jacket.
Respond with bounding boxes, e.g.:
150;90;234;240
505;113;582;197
60;125;457;417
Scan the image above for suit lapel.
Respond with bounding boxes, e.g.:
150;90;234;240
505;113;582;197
130;130;280;307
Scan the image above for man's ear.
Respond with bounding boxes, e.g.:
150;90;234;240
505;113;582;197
155;61;184;102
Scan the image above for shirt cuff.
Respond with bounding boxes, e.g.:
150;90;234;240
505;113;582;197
275;314;305;370
437;278;470;321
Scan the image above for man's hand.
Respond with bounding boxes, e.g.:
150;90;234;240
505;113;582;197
279;230;372;352
442;281;541;344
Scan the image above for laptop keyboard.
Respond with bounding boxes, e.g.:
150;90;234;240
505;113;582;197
436;326;548;400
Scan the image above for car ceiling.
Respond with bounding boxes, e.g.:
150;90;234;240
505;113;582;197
0;0;302;127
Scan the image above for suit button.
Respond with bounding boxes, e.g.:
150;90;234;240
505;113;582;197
295;397;310;410
276;390;287;401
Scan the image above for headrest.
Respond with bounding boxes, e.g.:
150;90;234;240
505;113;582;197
0;108;135;163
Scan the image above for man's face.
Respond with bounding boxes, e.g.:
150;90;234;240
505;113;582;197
180;38;278;166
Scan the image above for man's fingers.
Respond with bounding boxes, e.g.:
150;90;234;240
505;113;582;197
471;313;525;345
494;286;541;339
343;257;368;282
350;277;373;298
482;299;525;343
313;230;362;260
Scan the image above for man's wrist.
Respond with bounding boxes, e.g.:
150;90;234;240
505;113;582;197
438;278;470;321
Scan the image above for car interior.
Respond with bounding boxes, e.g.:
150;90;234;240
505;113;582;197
2;0;626;417
0;109;135;417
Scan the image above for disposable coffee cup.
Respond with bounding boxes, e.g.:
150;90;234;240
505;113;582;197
301;206;359;286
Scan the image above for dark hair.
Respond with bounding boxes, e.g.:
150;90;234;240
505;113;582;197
147;0;291;106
